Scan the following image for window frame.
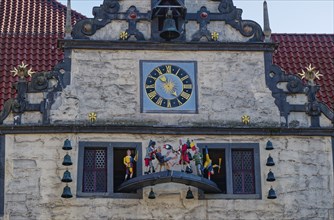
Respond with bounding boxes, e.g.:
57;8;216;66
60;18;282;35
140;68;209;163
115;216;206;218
0;135;4;215
77;141;142;199
197;143;261;200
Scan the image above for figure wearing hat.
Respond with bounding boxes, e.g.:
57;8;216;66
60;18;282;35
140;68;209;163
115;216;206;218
144;140;156;174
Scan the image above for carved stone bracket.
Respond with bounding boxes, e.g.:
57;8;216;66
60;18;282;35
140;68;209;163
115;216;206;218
265;60;334;128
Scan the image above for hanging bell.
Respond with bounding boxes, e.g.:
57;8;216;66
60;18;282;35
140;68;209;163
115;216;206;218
160;9;180;41
266;154;275;166
186;187;194;199
148;188;156;199
266;169;276;182
61;170;73;183
62;153;73;166
62;139;72;151
267;186;277;199
265;140;274;150
61;185;73;198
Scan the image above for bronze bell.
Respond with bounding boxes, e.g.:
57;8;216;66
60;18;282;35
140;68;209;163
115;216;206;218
266;154;275;166
266;169;276;182
160;9;180;41
148;188;156;199
61;170;73;183
62;139;72;151
267;186;277;199
186;187;194;199
265;140;274;150
61;185;73;198
62;153;73;166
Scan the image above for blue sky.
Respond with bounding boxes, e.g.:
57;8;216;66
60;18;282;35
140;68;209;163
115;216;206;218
58;0;334;34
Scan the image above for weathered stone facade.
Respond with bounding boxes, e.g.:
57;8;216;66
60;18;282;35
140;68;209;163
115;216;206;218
2;134;333;219
49;50;279;126
0;0;333;219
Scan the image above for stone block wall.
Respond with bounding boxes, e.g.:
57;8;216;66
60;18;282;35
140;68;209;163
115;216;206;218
1;133;333;219
50;49;280;126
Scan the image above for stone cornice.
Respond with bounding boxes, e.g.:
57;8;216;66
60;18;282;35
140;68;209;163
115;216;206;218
1;124;333;136
58;40;278;52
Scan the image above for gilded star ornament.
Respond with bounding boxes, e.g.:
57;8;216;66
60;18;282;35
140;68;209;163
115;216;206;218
211;32;219;41
241;115;250;125
298;64;322;84
119;31;129;40
88;112;97;122
11;62;35;79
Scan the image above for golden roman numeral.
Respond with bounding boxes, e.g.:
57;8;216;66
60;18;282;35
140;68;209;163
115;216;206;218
148;91;157;99
155;67;163;76
183;84;192;89
167;100;171;108
180;75;189;81
145;84;155;89
180;91;191;100
174;68;181;76
148;74;157;80
177;99;183;105
165;65;172;73
156;97;163;106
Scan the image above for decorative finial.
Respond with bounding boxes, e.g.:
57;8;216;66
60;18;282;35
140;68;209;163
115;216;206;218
11;62;35;79
298;64;322;85
263;0;272;42
65;0;72;39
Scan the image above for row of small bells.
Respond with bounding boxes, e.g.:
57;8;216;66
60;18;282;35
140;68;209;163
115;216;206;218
266;141;277;199
61;139;73;198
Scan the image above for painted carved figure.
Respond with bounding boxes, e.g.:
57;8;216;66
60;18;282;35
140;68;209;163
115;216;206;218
203;146;221;180
123;149;135;180
144;140;156;174
193;146;203;176
179;139;193;173
155;145;178;171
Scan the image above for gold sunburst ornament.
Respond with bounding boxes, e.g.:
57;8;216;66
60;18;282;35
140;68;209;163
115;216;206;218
119;31;129;40
11;62;35;79
298;64;322;85
88;112;97;122
241;115;250;125
211;32;219;41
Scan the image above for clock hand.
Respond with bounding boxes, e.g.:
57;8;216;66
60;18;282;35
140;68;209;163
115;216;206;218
159;75;167;83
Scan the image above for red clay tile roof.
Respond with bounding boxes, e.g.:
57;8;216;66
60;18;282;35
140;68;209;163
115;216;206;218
272;34;334;110
0;0;85;110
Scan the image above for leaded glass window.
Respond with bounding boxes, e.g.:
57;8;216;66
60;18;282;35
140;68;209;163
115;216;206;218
83;148;107;193
232;149;255;194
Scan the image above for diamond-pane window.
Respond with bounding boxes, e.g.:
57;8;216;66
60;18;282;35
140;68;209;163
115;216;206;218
232;149;255;194
83;148;107;193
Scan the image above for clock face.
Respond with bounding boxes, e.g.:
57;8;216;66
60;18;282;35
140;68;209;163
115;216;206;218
141;61;197;113
145;65;193;108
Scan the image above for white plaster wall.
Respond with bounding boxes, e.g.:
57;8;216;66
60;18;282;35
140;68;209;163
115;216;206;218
50;49;280;127
2;134;334;219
